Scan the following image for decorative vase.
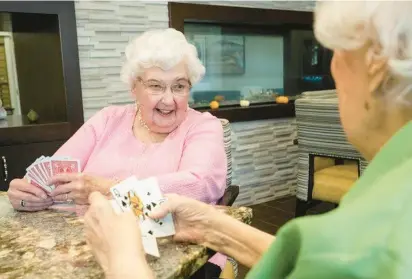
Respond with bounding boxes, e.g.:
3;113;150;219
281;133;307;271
240;100;250;107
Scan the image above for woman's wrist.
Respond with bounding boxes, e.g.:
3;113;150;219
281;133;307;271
202;210;235;249
108;255;153;279
202;209;275;268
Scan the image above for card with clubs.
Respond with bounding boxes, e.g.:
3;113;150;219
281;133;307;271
109;197;160;257
141;234;160;258
110;176;175;238
134;178;176;238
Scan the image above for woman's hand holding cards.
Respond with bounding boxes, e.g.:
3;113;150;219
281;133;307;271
84;192;154;279
49;173;117;205
7;178;53;211
149;193;217;245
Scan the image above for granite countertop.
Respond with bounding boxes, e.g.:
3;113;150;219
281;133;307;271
0;194;252;279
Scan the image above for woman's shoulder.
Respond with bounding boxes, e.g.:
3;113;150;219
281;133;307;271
84;104;134;132
181;108;223;132
97;104;134;118
89;104;134;122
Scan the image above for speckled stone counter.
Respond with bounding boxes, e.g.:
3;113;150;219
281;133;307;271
0;195;252;279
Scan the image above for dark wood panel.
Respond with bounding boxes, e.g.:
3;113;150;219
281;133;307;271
13;13;67;123
0;1;84;145
169;2;313;32
0;1;84;135
198;103;295;122
0;141;64;191
0;121;71;146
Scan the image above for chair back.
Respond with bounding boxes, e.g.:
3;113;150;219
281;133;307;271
220;119;232;188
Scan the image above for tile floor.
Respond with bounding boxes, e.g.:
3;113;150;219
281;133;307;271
236;196;335;278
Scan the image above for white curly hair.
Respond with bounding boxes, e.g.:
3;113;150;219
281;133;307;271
314;1;412;105
120;28;205;89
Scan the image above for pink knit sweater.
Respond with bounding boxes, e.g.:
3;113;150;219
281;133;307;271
54;104;227;268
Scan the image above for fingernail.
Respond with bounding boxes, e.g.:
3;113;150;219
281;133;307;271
41;194;47;199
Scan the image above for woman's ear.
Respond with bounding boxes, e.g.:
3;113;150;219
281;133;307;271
366;53;388;96
131;80;139;100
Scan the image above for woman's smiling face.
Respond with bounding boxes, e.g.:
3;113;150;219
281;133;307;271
133;61;191;134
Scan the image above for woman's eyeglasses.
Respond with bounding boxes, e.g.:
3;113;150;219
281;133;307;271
138;78;191;96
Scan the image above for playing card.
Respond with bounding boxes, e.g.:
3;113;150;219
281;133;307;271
50;159;80;176
141;234;160;258
110;176;146;221
25;155;80;200
134;178;176;238
109;200;123;214
109;195;160;258
110;176;175;238
40;157;52;180
36;156;49;183
26;159;47;185
25;174;52;193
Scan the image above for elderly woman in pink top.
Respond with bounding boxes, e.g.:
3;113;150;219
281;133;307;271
7;28;228;278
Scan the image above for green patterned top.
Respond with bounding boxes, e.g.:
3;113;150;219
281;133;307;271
247;121;412;279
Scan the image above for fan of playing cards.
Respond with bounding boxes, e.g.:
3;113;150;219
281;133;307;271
109;176;176;258
25;156;80;193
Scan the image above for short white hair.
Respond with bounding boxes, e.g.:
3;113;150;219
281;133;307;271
314;1;412;105
121;28;205;88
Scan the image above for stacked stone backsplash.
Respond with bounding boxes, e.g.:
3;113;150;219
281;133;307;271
231;118;298;205
74;1;313;205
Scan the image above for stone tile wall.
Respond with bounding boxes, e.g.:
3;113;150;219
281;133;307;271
231;118;298;205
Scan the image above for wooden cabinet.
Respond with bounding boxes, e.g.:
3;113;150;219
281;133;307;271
0;2;83;192
0;141;64;191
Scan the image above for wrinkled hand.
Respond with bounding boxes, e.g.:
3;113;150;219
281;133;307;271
84;192;147;277
150;194;216;245
49;173;116;205
7;178;53;211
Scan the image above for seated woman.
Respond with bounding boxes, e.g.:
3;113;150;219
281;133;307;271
84;1;412;278
7;28;228;277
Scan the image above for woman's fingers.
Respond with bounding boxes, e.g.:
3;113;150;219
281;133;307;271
149;194;180;219
48;173;82;185
20;199;54;208
9;189;52;204
89;191;112;211
20;205;53;212
50;182;77;197
52;193;72;202
9;179;49;200
9;196;53;212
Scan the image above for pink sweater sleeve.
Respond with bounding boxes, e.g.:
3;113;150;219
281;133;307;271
54;108;109;170
157;117;227;204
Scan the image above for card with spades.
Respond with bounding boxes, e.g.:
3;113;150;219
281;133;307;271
110;176;175;238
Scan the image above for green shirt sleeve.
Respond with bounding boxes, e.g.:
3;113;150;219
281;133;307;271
246;215;399;279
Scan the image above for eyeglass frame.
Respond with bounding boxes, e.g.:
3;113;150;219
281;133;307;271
137;77;192;96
